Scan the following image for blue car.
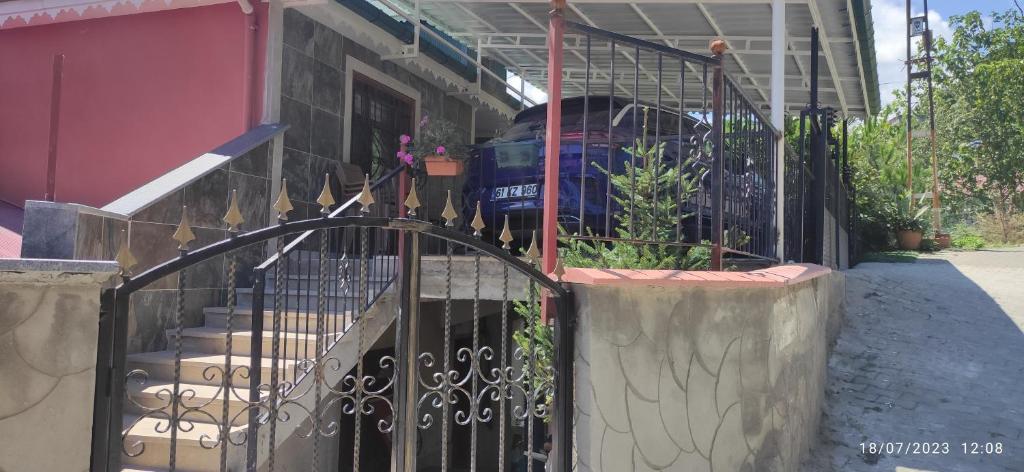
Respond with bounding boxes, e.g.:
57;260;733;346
461;96;710;243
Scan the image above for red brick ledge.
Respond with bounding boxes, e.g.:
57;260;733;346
553;264;831;288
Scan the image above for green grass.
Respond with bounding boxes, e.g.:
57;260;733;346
860;250;920;263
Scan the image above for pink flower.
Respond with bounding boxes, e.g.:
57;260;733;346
435;146;446;155
399;134;411;144
397;151;414;166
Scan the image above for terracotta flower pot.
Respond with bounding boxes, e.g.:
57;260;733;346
935;233;951;249
423;155;464;176
897;230;923;250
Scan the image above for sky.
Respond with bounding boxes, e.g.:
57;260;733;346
871;0;1019;105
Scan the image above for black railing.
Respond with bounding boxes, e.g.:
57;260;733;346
718;76;779;262
555;22;779;268
785;104;852;268
251;165;405;405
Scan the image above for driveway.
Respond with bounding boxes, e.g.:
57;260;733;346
804;248;1024;471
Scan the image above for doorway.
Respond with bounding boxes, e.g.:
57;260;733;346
349;73;414;178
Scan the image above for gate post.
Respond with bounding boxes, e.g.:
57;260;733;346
551;292;575;472
391;230;421;472
709;40;726;271
808;27;827;265
245;271;266;471
541;0;565;278
89;288;115;472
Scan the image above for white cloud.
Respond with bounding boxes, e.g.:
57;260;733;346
871;0;953;106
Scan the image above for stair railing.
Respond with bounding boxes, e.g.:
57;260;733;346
251;164;406;392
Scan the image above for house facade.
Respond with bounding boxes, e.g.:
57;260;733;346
0;0;521;255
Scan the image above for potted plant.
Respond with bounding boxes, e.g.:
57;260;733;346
397;116;469;177
887;194;930;250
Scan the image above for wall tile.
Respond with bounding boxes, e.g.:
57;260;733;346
308;155;339;200
74;212;104;260
314;22;345;70
229;142;270;178
102;217;129;261
20;205;76;259
187;227;227;289
127;288;222;353
282;96;312;153
183;168;230;229
311;108;342;161
227;172;270;232
283;8;315;55
313;61;343;115
282;45;314;104
128;221;181;290
282;148;312;204
132;189;183;225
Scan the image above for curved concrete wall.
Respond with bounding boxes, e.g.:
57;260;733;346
568;265;844;472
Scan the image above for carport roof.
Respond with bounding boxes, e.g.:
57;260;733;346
380;0;880;117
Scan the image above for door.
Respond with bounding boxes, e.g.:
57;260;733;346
350;73;414;178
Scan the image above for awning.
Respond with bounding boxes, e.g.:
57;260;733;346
375;0;880;117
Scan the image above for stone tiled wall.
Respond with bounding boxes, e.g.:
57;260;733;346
280;9;475;222
571;267;845;472
122;142;273;353
0;260;118;472
19;133;278;355
21;201;128;262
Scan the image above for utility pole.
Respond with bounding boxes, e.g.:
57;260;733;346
905;0;943;236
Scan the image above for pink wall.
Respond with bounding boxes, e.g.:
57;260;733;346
0;3;268;209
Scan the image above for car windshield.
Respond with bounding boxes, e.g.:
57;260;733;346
494;96;697;142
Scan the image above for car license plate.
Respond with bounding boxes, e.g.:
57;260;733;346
494;184;539;200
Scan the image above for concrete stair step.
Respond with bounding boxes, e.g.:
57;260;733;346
127;351;298;387
125;381;259;427
121;415;247;472
202;307;354;332
236;287;389;310
166;326;347;356
279;255;398;274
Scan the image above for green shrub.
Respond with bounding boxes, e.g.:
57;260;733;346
952;233;986;250
951;224;986;250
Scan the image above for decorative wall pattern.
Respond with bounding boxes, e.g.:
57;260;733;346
0;260;117;472
573;272;845;471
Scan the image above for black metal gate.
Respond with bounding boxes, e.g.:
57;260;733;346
90;177;573;472
783;27;854;268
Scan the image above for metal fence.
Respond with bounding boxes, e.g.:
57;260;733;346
553;22;780;269
91;177;574;472
783;105;853;268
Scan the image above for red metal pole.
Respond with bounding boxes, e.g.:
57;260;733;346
45;53;64;202
542;0;565;276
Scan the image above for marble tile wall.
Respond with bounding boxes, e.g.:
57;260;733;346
122;142;273;353
281;10;475;223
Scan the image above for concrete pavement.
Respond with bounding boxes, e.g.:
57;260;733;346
804;248;1024;471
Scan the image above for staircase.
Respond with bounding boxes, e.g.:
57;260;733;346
119;256;398;472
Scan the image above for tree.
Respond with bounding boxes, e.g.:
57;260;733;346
560;106;704;270
932;10;1024;242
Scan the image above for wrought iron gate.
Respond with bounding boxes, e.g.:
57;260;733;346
91;178;573;472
